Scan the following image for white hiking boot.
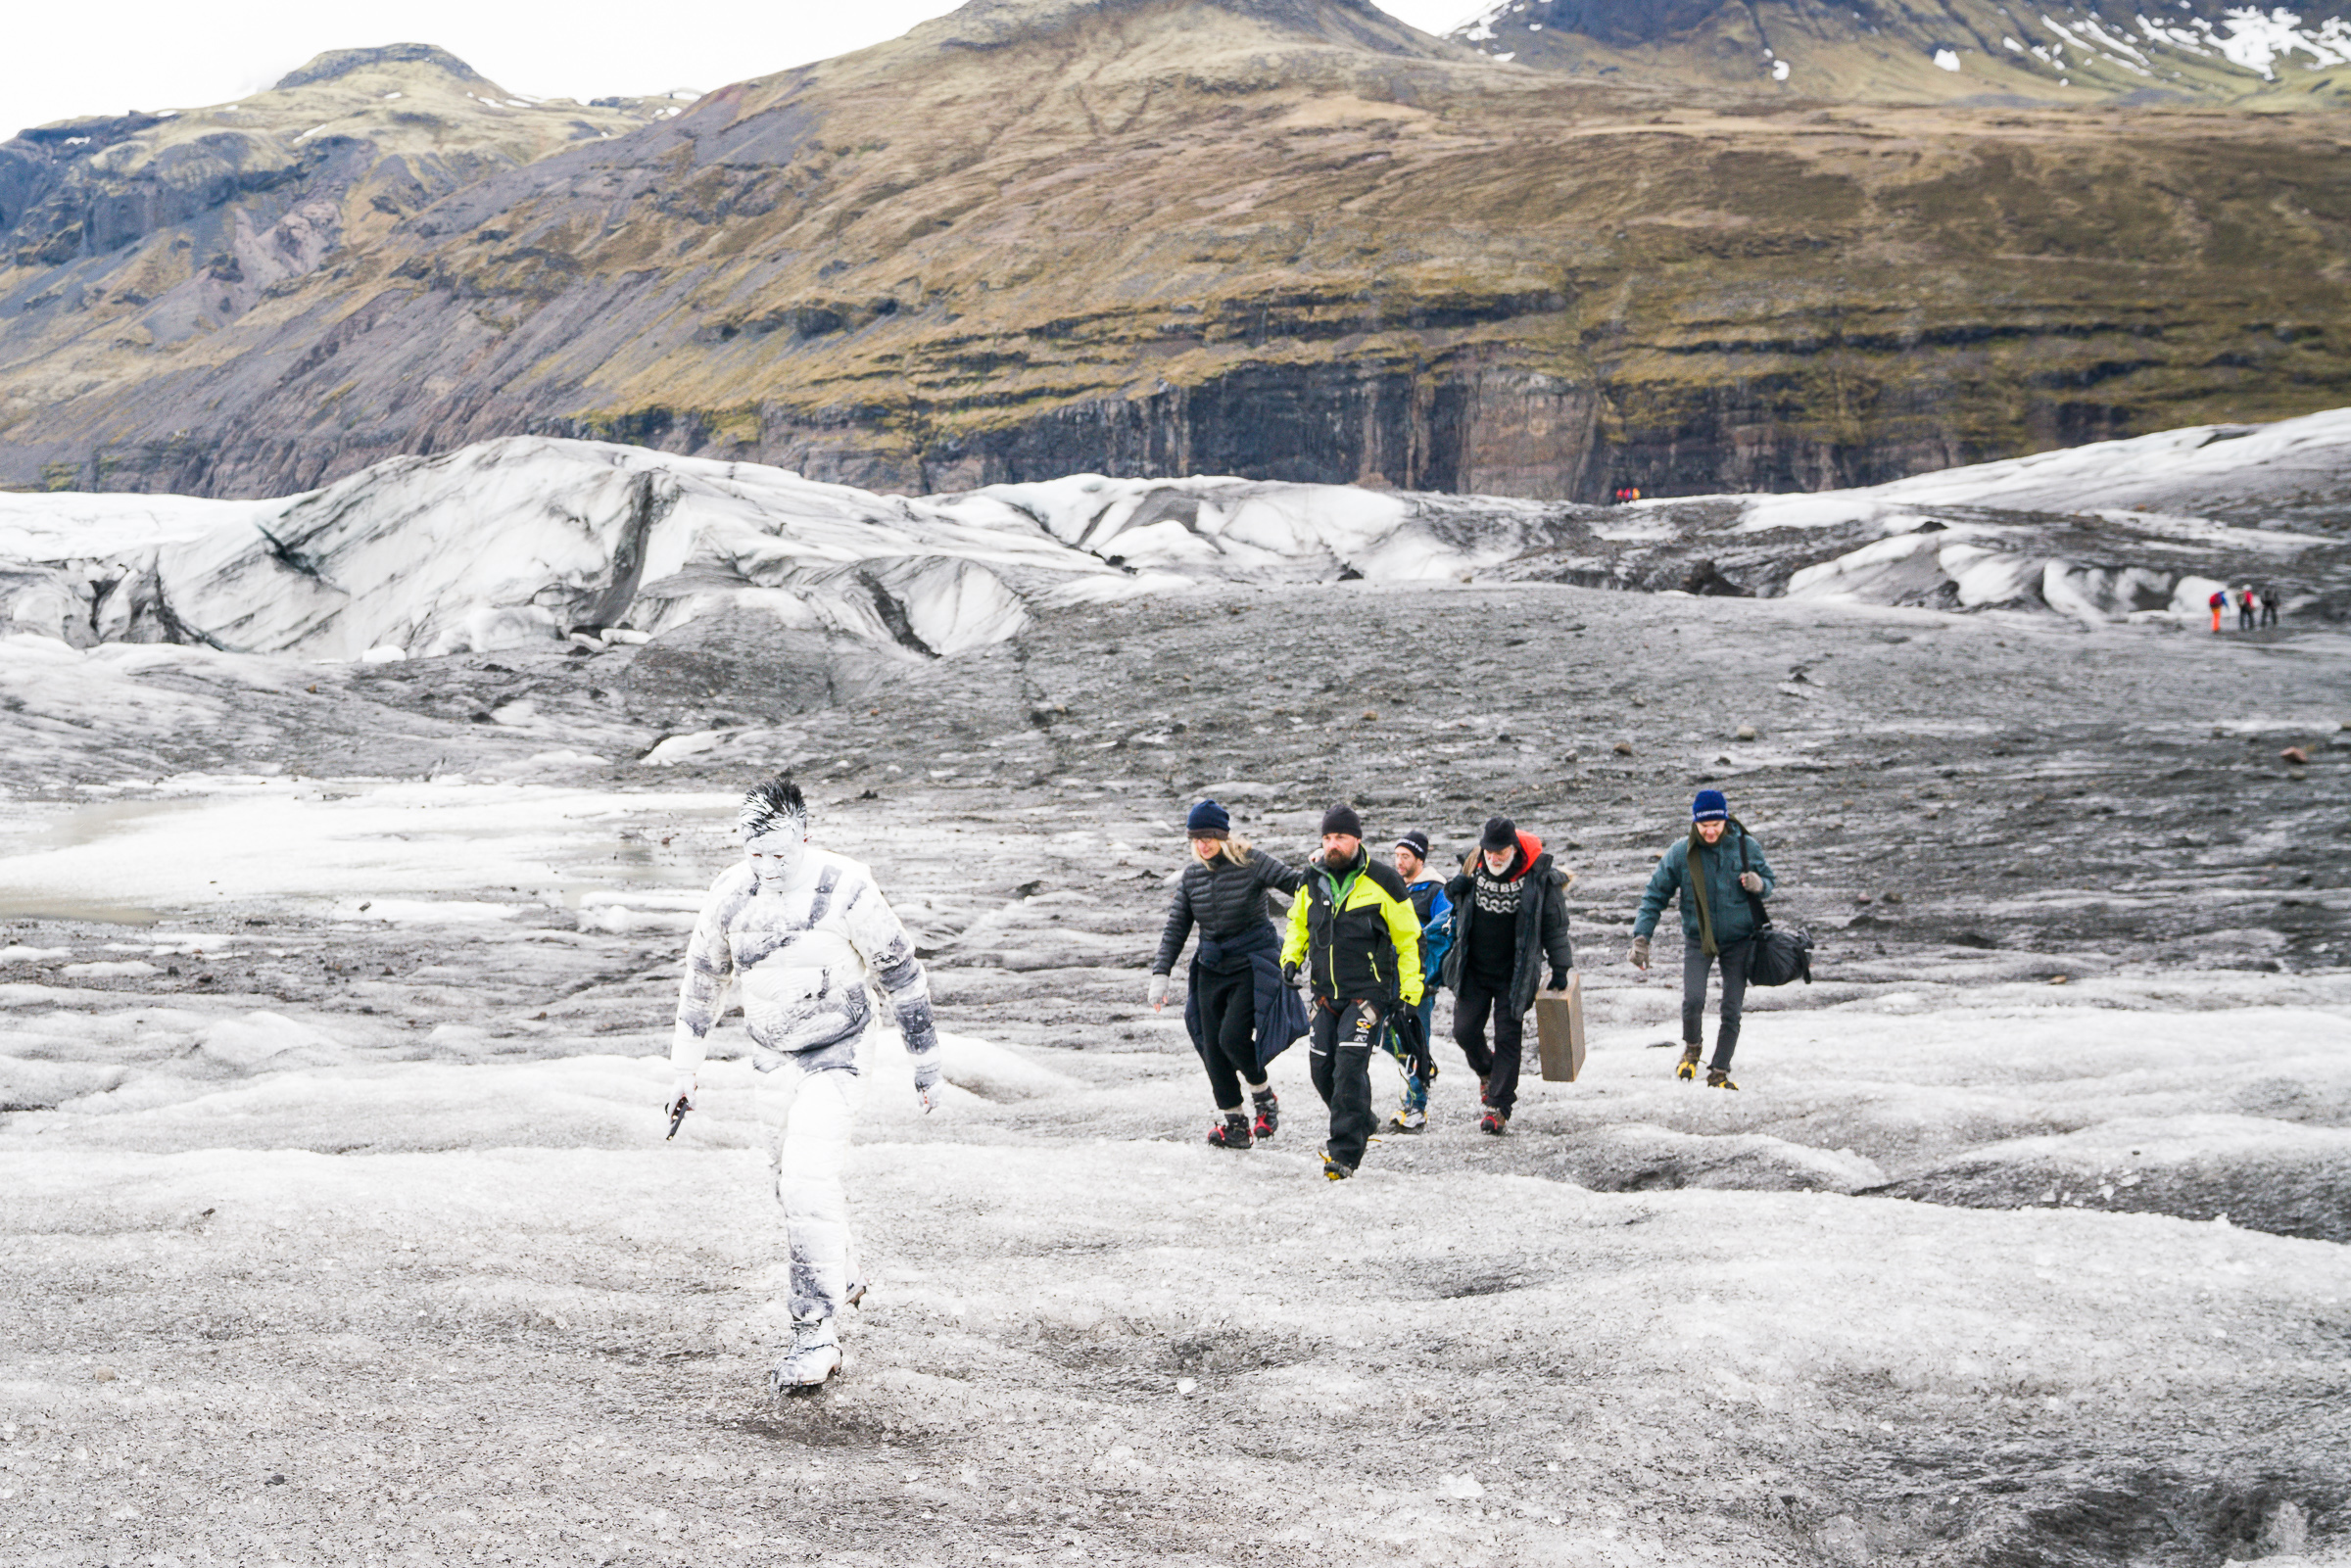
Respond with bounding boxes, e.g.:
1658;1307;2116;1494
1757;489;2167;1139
770;1318;841;1396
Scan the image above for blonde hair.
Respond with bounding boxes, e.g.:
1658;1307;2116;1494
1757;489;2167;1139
1193;833;1254;866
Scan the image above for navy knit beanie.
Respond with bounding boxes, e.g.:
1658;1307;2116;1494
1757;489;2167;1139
1320;802;1364;838
1692;789;1729;822
1186;799;1230;837
1479;816;1517;852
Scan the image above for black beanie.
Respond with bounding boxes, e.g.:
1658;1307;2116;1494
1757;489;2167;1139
1480;816;1517;852
1320;802;1364;838
1394;829;1431;860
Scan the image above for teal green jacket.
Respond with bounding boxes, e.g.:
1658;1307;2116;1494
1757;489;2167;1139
1633;827;1775;948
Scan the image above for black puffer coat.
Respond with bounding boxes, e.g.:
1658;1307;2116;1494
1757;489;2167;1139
1153;847;1303;974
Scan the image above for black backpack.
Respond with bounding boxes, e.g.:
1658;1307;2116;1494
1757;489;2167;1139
1739;832;1812;987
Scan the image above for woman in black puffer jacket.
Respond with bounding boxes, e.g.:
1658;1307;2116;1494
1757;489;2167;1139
1151;799;1308;1149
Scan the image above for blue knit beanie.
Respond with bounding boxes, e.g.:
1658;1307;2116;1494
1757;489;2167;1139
1692;789;1729;823
1186;799;1230;837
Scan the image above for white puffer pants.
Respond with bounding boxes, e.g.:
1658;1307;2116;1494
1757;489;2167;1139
758;1049;865;1323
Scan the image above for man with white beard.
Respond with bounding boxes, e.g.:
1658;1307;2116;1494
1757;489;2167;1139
665;775;942;1395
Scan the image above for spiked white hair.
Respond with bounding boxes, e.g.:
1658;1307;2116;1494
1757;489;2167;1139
739;774;809;844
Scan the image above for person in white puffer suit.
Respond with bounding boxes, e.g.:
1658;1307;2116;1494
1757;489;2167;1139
666;774;942;1395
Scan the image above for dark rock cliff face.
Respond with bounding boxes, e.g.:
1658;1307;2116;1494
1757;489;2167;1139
521;357;2152;505
38;330;2268;507
922;360;2114;500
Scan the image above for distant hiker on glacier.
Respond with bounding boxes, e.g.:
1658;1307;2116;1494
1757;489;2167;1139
2238;586;2258;632
1150;799;1307;1150
1380;830;1454;1133
1440;816;1574;1135
1282;803;1423;1180
665;774;942;1395
1628;790;1775;1091
2260;586;2280;628
2209;589;2228;633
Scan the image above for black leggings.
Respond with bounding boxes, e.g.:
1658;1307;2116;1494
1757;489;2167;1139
1195;964;1262;1112
1682;935;1753;1071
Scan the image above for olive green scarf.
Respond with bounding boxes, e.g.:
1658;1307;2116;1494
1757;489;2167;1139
1687;825;1718;958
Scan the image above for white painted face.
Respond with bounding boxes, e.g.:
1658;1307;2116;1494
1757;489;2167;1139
745;831;808;883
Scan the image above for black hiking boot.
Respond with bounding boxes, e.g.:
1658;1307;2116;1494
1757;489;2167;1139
1705;1068;1739;1091
1207;1113;1254;1148
1677;1044;1702;1081
1319;1146;1355;1181
1252;1089;1280;1141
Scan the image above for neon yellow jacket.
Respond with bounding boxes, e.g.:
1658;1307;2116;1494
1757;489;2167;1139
1282;848;1423;1007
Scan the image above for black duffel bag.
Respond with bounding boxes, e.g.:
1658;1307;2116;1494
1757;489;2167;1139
1740;833;1812;987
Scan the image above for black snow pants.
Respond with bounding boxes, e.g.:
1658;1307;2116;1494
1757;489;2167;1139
1309;997;1381;1171
1196;963;1261;1112
1452;974;1525;1117
1683;935;1754;1071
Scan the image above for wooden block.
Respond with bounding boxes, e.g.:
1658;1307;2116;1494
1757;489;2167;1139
1533;974;1586;1083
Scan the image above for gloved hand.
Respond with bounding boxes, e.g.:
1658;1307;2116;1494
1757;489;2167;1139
916;1075;942;1115
1628;935;1651;971
666;1075;696;1115
1281;960;1301;987
1547;969;1568;991
1739;871;1764;893
1147;973;1170;1011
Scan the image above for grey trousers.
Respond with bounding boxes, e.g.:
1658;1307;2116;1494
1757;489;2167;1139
1683;935;1753;1071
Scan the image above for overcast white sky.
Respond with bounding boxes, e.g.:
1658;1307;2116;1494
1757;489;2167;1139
4;0;1478;135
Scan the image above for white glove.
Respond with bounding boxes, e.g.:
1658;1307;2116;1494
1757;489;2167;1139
917;1078;942;1115
1738;872;1763;893
1148;974;1170;1011
666;1075;696;1114
1627;935;1651;971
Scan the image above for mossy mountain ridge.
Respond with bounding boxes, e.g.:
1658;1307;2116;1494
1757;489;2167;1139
6;0;2351;502
1454;0;2351;105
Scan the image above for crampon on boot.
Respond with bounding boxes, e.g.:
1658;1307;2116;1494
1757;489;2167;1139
1479;1110;1509;1136
1319;1146;1355;1181
1676;1044;1702;1081
1252;1088;1279;1141
1706;1068;1739;1091
1207;1112;1254;1149
770;1318;841;1397
1391;1106;1426;1133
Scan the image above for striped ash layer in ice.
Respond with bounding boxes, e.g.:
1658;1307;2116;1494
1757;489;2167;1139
1;405;2347;664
